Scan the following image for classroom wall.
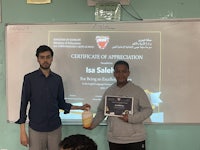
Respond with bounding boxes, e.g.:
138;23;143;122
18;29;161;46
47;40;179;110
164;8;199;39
1;0;200;150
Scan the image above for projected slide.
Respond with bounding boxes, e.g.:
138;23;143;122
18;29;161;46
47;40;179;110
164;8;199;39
48;31;162;123
8;21;200;124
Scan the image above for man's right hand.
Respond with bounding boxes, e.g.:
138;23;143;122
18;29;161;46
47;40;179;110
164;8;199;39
20;124;29;147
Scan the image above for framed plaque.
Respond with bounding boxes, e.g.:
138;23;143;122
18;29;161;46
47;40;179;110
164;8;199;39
105;96;134;117
27;0;51;4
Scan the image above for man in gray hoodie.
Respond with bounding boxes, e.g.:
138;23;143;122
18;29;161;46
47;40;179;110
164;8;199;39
88;60;153;150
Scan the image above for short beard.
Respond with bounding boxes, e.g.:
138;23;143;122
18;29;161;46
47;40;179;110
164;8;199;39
40;64;50;70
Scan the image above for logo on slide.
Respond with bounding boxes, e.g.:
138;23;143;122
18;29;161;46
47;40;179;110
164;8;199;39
96;36;109;49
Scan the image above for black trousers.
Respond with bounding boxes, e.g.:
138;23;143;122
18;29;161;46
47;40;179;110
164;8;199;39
109;140;145;150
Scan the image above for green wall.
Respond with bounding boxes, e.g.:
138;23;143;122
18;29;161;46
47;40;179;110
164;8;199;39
1;0;200;149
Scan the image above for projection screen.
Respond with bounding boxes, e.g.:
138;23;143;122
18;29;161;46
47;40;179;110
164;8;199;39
6;19;200;124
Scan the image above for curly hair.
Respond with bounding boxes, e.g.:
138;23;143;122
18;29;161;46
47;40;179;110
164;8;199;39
59;134;97;150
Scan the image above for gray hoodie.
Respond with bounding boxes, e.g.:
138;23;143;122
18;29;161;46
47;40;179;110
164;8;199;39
91;81;153;144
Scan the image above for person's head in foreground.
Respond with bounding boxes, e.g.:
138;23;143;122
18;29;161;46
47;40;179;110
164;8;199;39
59;134;97;150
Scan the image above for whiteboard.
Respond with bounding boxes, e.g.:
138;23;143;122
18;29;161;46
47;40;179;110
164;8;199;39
6;19;200;124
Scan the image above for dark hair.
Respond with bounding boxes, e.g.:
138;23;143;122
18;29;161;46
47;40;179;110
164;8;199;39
59;134;97;150
35;45;54;57
114;60;129;70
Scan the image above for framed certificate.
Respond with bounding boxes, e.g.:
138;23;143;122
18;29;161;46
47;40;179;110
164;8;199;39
104;96;134;117
27;0;51;4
